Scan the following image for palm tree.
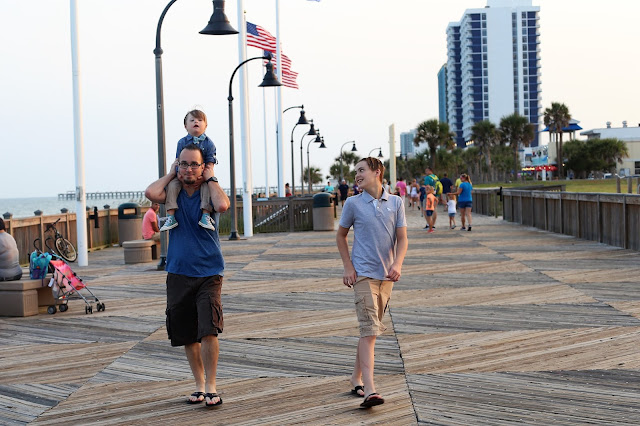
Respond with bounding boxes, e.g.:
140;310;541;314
330;151;360;180
471;120;499;181
303;166;323;185
414;119;454;169
543;102;571;178
499;113;535;178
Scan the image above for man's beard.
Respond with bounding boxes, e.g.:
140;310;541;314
183;176;197;185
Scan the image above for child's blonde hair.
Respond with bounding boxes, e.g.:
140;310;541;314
425;185;434;193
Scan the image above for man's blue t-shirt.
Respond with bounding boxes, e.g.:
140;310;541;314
175;134;217;165
459;181;473;202
166;189;224;277
440;177;453;194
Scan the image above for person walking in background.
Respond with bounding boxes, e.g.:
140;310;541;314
338;180;350;206
451;173;473;231
409;179;419;209
447;192;457;229
352;182;360;196
439;172;453;211
336;157;408;409
285;183;292;197
0;218;22;281
419;183;427;224
324;181;335;193
423;168;439;229
395;177;407;204
145;144;230;408
142;202;161;242
425;185;438;233
382;179;391;194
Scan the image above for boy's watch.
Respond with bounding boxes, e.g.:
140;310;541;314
206;176;218;183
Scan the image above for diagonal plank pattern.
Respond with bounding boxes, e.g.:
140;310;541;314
1;207;639;424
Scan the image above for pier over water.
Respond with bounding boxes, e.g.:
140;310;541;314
57;190;146;200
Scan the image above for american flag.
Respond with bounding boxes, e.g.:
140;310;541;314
246;22;277;51
246;21;299;90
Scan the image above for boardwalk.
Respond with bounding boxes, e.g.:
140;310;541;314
1;206;640;425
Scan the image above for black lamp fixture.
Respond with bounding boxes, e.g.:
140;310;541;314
306;133;327;194
339;141;357;181
200;0;238;35
227;56;281;240
154;0;237;270
299;121;317;193
297;109;309;125
368;147;384;158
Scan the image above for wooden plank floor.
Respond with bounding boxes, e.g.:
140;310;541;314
2;206;640;425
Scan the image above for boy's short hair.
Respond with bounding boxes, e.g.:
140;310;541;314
358;157;385;183
184;109;207;125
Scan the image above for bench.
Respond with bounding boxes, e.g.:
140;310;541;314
0;278;54;317
122;239;160;264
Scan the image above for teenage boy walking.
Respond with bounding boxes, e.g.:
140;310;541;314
336;157;408;409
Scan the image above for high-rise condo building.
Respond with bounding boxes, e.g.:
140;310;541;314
445;0;541;147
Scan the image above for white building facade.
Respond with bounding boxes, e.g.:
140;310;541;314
581;121;640;176
446;0;541;147
400;129;418;158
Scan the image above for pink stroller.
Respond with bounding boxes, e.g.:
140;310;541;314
47;259;105;315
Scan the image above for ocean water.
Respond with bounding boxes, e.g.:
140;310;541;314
0;196;150;219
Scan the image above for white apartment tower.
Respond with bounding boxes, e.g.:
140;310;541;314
445;0;541;147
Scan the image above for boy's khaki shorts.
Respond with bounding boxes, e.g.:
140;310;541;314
353;276;393;337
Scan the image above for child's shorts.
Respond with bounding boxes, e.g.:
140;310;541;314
449;213;456;218
426;210;434;217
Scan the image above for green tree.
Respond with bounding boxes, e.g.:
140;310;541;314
543;102;571;178
330;151;360;181
564;138;629;178
414;119;454;169
499;113;535;178
471;120;499;181
303;166;323;185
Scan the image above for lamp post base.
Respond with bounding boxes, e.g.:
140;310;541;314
228;231;240;241
157;256;167;271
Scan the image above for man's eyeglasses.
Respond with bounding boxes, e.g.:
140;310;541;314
178;162;203;170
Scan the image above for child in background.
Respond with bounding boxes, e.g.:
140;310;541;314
447;192;457;229
160;110;218;232
425;185;438;233
419;184;427;228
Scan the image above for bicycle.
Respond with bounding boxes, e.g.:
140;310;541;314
44;218;78;262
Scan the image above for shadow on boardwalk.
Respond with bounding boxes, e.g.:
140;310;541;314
2;207;640;424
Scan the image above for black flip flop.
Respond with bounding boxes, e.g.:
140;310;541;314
351;385;365;397
205;393;223;407
360;393;385;408
186;391;205;404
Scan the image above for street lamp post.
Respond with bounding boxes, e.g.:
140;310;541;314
153;0;237;269
368;147;384;158
306;134;325;193
339;141;357;182
300;122;317;194
289;109;309;195
227;56;281;240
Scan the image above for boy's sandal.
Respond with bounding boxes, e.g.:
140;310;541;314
360;393;385;408
186;391;205;404
205;393;223;407
351;385;365;397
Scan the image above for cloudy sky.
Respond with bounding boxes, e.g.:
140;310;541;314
1;0;639;198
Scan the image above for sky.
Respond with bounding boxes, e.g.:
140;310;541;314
1;0;639;198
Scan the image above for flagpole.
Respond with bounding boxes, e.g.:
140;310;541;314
262;87;270;197
238;7;254;237
275;0;285;196
70;0;88;266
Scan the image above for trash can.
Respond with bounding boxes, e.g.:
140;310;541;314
118;202;142;246
313;193;334;231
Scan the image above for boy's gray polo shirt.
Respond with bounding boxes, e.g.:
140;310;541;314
339;188;407;281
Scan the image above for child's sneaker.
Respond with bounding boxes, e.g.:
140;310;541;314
450;225;456;229
460;226;466;230
199;212;216;231
160;215;178;231
428;229;435;233
467;226;472;232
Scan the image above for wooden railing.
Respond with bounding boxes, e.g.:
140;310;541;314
6;197;317;265
472;185;566;218
501;189;640;250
